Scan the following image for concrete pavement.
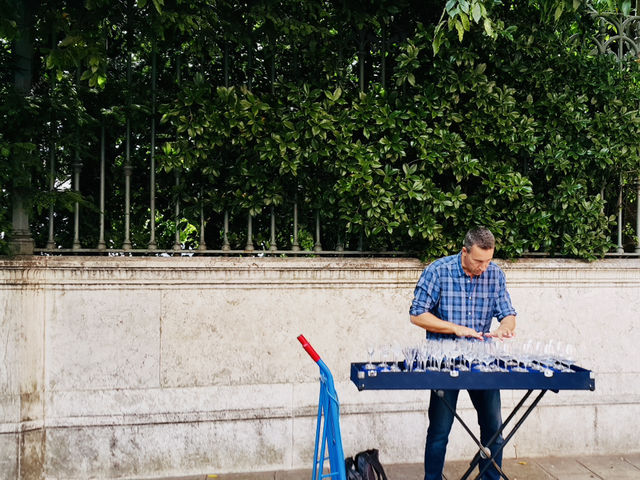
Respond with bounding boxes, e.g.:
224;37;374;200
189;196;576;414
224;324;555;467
147;453;640;479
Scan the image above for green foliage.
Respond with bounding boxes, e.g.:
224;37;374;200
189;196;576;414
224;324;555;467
434;1;639;54
2;0;640;258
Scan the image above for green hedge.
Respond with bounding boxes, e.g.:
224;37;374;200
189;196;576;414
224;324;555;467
1;1;639;258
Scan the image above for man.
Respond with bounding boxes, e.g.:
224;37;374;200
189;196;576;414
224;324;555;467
409;226;517;480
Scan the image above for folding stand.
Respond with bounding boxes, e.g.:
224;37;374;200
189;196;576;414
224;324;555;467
437;388;547;480
350;363;595;480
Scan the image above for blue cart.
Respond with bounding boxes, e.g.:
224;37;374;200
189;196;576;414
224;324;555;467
297;335;347;480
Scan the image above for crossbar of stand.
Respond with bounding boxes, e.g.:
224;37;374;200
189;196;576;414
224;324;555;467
444;389;548;480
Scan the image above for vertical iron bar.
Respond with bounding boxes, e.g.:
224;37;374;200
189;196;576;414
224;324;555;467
270;206;277;251
173;171;181;251
270;41;276;95
9;0;34;255
172;56;182;252
46;26;56;249
222;210;230;251
72;69;82;250
123;158;132;250
247;41;253;90
148;32;157;250
46;132;55;248
618;16;624;61
636;175;640;253
199;188;207;251
336;232;344;252
618;173;624;253
97;30;107;250
359;32;365;93
381;22;386;89
97;124;106;250
245;213;254;252
292;199;300;251
358;31;366;253
123;2;133;250
224;43;229;88
72;155;82;250
222;46;230;253
314;210;322;252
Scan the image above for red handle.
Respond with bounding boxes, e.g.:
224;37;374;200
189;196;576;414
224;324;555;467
297;334;321;363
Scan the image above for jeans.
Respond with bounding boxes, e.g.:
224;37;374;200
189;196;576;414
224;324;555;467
424;389;504;480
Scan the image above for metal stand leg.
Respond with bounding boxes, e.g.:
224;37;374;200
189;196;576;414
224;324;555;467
475;390;547;480
437;389;548;480
436;390;507;480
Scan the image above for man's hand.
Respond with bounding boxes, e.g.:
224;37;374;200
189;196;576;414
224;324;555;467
453;325;484;340
487;315;516;340
410;312;487;340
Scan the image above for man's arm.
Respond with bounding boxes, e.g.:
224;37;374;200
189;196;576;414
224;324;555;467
489;314;516;339
410;311;484;340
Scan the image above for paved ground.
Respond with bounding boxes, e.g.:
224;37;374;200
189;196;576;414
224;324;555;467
150;453;640;479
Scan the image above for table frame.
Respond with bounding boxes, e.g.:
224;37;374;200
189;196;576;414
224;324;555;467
350;363;595;480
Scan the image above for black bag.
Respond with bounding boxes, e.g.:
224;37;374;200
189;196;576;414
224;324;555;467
345;456;363;480
345;449;388;480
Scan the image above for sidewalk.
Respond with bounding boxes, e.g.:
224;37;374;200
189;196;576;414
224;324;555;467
152;453;640;480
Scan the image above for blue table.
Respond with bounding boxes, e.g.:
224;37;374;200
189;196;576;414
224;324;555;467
350;363;595;480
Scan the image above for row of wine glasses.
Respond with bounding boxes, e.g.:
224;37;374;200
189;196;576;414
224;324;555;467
364;338;578;374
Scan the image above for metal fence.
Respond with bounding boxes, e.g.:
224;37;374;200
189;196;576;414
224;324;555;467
8;7;640;257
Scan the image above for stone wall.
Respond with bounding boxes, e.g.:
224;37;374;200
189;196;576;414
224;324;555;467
0;257;639;479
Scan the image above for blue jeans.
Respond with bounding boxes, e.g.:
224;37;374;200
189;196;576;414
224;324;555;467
424;389;504;480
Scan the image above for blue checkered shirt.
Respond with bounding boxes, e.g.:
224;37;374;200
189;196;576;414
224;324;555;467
409;252;516;339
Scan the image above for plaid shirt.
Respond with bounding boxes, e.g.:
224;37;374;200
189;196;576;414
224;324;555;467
409;252;516;339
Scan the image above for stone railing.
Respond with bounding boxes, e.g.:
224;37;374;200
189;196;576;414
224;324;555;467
1;257;639;479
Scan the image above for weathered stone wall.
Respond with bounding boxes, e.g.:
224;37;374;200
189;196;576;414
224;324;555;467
0;257;638;479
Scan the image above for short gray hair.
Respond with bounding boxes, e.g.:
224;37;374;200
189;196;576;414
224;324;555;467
464;227;495;250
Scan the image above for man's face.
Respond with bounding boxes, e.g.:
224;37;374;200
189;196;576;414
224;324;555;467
461;245;494;277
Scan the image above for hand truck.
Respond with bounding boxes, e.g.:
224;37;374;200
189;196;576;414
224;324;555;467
297;334;347;480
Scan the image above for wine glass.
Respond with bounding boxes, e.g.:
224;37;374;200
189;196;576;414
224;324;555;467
491;340;510;373
402;346;417;372
483;339;501;372
466;339;483;371
365;344;376;370
541;340;558;373
454;340;470;372
437;340;450;372
379;344;391;372
425;340;441;371
389;344;402;372
478;339;500;372
414;342;427;372
558;342;576;373
528;340;546;372
510;340;529;373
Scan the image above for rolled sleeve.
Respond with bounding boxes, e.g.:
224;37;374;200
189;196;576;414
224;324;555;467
409;268;440;316
494;271;517;320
